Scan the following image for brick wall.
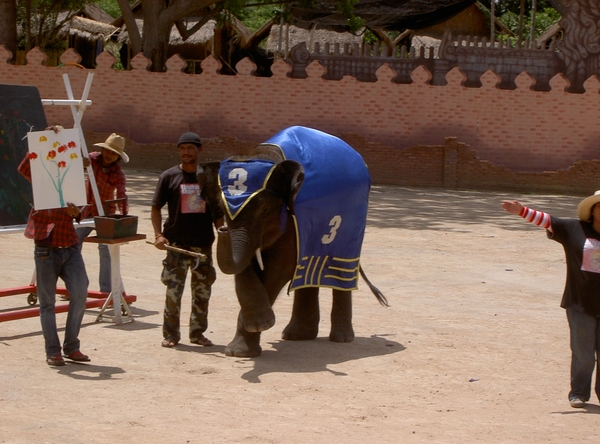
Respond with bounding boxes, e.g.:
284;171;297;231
2;46;600;181
84;131;600;196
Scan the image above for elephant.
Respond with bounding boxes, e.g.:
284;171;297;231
202;126;387;357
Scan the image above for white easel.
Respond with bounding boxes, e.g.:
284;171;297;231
42;73;133;325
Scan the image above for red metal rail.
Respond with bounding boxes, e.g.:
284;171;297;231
0;285;136;322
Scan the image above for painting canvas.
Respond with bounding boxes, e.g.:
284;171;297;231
27;128;87;210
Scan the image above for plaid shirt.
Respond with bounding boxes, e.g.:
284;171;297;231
87;151;128;216
18;155;87;247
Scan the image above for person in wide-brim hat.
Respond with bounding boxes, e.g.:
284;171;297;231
77;132;130;294
577;190;600;222
94;133;129;163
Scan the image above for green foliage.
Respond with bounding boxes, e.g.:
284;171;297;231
227;0;364;32
16;0;88;54
339;0;364;31
534;7;561;32
498;7;561;41
234;3;281;32
482;0;554;16
93;0;122;18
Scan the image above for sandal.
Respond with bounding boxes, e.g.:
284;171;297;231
190;335;213;347
161;337;178;348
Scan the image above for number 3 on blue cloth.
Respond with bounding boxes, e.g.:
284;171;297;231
227;167;248;196
219;159;277;220
322;215;342;245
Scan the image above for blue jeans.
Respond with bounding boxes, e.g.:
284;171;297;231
34;245;89;358
76;226;111;292
566;307;600;402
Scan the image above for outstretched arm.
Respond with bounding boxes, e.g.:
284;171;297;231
501;200;552;232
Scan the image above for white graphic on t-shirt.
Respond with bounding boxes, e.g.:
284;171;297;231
581;238;600;273
180;183;205;214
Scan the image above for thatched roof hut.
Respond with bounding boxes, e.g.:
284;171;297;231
415;3;490;39
266;25;363;55
117;19;215;49
411;36;442;58
286;0;478;32
266;1;491;57
64;16;119;42
117;18;216;70
59;15;120;68
79;4;114;24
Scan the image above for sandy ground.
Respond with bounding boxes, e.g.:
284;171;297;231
1;170;599;443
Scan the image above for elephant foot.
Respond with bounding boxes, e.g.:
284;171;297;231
282;321;318;340
224;332;262;357
329;325;354;343
242;307;276;333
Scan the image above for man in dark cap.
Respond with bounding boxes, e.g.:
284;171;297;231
150;132;223;348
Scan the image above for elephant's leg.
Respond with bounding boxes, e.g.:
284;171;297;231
235;267;275;333
330;289;354;342
282;287;320;340
225;311;263;357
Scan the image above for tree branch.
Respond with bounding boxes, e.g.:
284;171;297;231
174;3;224;41
117;0;142;55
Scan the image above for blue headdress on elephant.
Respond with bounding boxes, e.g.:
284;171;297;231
266;126;371;291
219;126;371;291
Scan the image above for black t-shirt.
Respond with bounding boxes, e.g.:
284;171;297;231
549;217;600;315
151;165;221;248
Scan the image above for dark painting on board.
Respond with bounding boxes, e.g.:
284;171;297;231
0;84;47;227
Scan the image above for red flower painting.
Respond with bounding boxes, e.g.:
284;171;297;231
29;134;80;207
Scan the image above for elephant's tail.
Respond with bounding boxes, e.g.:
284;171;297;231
359;265;389;307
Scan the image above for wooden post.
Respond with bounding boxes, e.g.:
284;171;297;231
490;0;495;43
530;0;538;47
517;0;526;46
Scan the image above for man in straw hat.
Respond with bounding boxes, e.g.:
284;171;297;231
502;192;600;409
76;133;129;294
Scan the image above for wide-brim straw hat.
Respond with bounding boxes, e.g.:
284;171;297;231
94;133;129;163
577;190;600;221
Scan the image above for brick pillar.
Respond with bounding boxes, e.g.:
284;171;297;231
444;137;458;189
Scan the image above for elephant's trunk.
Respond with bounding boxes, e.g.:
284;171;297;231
217;225;253;275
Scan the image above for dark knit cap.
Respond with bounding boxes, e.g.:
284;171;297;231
177;132;202;147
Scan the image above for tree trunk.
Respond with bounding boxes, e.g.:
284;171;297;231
0;0;17;61
142;0;173;72
117;0;142;56
115;0;218;71
517;0;526;45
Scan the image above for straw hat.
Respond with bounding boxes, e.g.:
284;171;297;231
577;190;600;221
94;133;129;163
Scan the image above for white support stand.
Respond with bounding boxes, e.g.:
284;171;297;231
62;73;104;218
89;235;145;325
40;73;139;325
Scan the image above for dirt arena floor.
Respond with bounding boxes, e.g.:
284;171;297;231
1;169;599;443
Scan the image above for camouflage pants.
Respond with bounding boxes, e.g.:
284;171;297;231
161;246;216;343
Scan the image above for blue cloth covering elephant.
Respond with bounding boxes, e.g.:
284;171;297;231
219;126;371;291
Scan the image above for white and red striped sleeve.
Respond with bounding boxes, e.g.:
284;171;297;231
519;206;552;232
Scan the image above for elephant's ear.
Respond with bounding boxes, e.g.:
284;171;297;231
274;160;304;213
199;161;222;211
